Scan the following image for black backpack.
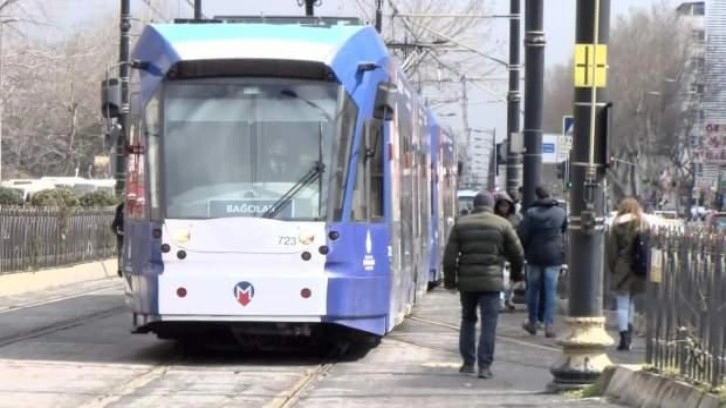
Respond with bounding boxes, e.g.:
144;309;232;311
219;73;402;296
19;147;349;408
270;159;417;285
631;229;651;278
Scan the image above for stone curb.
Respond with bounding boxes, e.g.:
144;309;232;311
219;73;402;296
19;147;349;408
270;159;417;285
0;259;117;297
597;365;722;408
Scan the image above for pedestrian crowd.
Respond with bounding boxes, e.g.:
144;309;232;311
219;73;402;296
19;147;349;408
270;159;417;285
443;187;646;378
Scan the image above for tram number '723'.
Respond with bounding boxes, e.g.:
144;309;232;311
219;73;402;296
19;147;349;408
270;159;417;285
278;236;297;246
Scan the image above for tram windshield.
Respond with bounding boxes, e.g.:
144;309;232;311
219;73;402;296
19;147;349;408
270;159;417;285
162;77;354;220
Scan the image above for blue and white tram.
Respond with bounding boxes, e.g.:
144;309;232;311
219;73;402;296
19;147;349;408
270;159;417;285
116;16;459;342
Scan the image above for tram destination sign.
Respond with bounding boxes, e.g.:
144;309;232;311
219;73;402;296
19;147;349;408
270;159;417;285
208;199;295;218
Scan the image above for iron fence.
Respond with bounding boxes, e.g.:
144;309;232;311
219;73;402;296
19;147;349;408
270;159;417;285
0;206;116;274
646;228;726;389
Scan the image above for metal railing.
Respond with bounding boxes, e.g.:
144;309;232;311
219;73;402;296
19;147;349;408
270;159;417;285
646;228;726;389
0;206;116;274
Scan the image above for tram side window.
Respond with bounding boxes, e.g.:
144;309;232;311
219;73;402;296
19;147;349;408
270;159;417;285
351;121;385;221
331;91;358;221
351;141;366;221
145;91;161;220
369;122;384;221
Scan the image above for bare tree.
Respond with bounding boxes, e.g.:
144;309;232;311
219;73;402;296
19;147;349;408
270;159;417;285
2;11;117;178
350;0;497;92
543;1;695;206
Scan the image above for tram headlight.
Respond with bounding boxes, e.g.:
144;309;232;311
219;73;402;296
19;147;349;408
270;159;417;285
173;228;191;244
298;230;315;245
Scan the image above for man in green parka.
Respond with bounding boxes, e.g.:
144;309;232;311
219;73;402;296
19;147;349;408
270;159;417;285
443;191;525;379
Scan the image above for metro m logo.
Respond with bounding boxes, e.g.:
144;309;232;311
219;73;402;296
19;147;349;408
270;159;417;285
233;281;255;307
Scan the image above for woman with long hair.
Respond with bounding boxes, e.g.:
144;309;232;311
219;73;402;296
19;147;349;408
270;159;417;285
607;197;648;351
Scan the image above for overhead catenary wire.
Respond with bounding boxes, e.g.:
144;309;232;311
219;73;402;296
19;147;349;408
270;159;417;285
140;0;168;21
428;53;520;113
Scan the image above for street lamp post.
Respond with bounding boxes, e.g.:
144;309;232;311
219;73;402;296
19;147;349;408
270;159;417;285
507;0;523;201
521;0;545;210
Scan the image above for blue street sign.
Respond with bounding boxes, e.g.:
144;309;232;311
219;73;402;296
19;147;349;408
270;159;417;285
543;143;556;154
562;115;574;135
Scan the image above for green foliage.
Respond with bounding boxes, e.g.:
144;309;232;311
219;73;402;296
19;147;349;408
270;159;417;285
30;188;80;208
79;190;118;207
0;187;25;206
562;380;604;399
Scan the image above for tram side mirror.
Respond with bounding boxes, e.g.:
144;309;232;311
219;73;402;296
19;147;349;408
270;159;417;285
363;119;382;160
101;78;121;119
373;81;396;121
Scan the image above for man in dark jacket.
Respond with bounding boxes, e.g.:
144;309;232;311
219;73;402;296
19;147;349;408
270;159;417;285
518;186;567;338
110;202;124;277
443;191;525;379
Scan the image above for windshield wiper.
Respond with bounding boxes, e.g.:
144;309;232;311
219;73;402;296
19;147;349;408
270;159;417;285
261;161;325;219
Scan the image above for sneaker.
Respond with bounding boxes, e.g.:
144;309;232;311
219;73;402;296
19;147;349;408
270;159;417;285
459;364;475;374
522;321;537;335
544;325;556;338
478;366;493;379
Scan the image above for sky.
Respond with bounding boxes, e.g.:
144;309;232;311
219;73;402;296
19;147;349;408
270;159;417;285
52;0;666;164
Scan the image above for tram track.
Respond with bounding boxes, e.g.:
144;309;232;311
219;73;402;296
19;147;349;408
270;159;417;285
0;305;126;348
262;361;335;408
0;281;126;349
0;282;120;315
260;341;363;408
79;350;183;408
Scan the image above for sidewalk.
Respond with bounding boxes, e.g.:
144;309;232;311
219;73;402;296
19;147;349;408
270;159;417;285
0;258;117;298
409;289;645;366
380;287;646;404
297;287;635;407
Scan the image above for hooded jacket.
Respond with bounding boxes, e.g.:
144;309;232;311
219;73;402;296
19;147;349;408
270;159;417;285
443;207;525;292
517;198;568;266
607;213;648;294
494;192;522;228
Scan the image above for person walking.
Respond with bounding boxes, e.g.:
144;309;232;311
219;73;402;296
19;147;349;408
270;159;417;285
111;202;125;278
494;192;521;312
443;191;525;379
518;186;567;338
607;197;649;351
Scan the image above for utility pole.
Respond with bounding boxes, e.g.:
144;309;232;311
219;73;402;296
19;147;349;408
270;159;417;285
521;0;545;209
116;0;131;197
460;75;471;187
194;0;202;19
549;0;613;391
375;0;383;33
506;0;522;201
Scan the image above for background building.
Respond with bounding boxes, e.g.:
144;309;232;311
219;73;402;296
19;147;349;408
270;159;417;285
703;0;726;208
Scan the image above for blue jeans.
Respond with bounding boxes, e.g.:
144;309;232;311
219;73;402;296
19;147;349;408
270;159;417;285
459;291;500;368
615;293;635;332
526;265;559;326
